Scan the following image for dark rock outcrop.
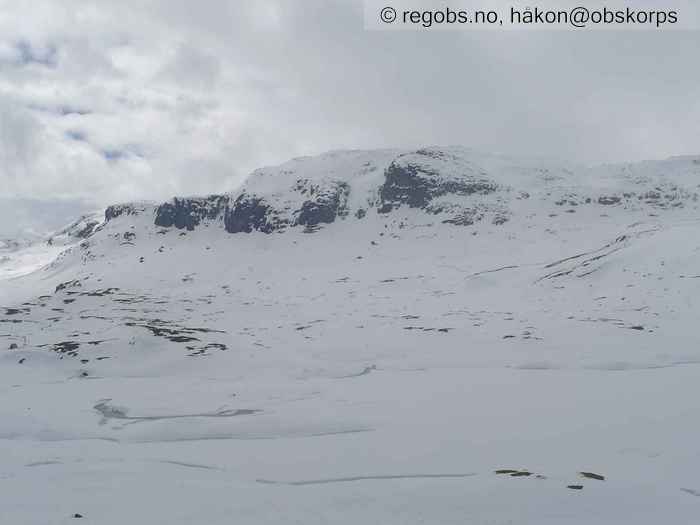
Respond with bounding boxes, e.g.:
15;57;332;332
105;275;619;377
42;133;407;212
378;153;498;213
222;180;350;234
105;203;144;222
48;214;103;243
294;181;350;230
74;220;100;239
598;195;621;206
224;194;285;234
155;195;228;231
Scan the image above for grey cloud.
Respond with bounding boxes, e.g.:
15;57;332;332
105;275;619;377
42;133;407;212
14;40;58;67
101;144;145;162
0;102;43;180
0;39;58;68
29;104;92;116
156;44;221;91
65;130;87;142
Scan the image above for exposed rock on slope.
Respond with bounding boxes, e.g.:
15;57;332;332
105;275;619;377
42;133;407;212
154;196;228;231
223;194;280;234
378;149;500;213
105;203;151;222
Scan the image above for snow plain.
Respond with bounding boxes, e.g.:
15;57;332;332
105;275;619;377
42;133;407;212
2;148;700;524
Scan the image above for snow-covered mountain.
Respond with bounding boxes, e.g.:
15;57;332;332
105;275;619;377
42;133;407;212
2;147;700;524
113;147;700;235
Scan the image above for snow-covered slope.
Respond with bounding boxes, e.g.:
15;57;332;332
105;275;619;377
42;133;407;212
2;147;700;524
0;211;102;282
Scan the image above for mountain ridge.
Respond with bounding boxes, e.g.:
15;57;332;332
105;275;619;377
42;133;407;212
95;146;700;238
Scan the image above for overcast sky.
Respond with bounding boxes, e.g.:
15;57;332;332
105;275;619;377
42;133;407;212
1;0;699;223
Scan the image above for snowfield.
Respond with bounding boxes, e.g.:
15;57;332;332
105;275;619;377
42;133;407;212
2;147;700;524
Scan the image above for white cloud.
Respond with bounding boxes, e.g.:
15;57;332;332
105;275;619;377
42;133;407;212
0;0;698;218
